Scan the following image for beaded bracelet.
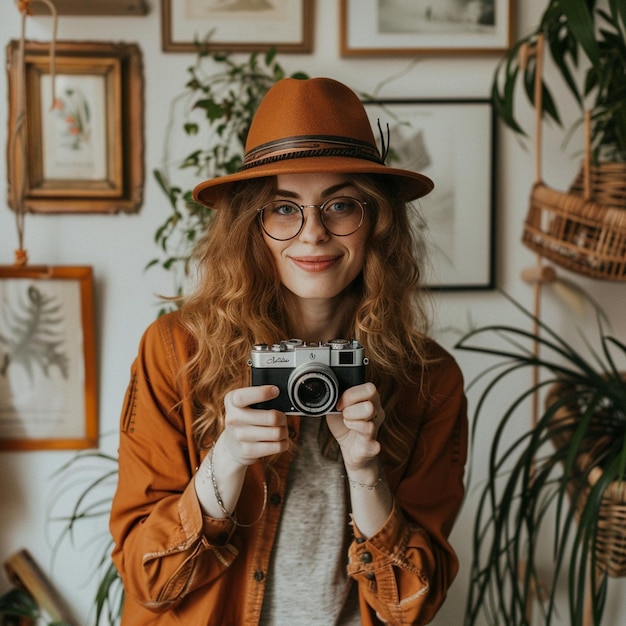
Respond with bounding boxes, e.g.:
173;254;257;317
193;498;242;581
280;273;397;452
206;443;268;528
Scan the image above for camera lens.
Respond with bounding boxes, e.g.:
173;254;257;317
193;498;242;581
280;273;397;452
288;364;339;416
298;376;330;406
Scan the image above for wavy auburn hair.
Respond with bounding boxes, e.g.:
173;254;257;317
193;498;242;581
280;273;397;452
180;174;433;461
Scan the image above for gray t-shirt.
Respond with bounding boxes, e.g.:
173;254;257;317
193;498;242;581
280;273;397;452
259;417;361;625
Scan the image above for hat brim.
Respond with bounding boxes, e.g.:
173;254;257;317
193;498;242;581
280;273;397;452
192;155;434;209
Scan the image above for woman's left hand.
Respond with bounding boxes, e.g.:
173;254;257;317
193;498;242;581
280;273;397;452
326;382;385;472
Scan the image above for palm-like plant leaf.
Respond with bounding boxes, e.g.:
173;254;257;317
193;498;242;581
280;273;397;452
492;0;626;162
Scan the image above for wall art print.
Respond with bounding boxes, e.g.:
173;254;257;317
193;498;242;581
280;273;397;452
161;0;314;53
364;99;496;290
341;0;512;55
0;266;97;450
6;40;144;214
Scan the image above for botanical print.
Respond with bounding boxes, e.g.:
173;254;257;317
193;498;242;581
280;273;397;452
0;283;69;381
0;279;86;441
51;87;92;151
41;74;107;181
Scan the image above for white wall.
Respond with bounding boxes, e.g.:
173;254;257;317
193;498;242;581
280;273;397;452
1;1;625;624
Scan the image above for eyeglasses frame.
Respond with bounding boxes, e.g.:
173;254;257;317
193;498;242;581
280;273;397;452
257;196;367;241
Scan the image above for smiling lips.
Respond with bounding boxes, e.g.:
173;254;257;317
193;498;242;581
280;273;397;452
290;255;342;272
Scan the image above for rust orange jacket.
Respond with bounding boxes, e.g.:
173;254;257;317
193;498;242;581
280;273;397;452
109;312;468;625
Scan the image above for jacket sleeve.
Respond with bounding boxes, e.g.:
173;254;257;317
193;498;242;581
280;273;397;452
348;349;468;625
109;316;235;612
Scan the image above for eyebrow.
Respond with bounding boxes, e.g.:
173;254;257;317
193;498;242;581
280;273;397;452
274;181;353;200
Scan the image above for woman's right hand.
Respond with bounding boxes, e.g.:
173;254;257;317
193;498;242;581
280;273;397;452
221;384;290;467
195;385;288;518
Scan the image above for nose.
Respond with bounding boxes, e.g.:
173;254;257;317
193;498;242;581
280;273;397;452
298;206;329;243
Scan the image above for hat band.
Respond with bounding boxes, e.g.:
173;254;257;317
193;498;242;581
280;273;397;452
240;135;383;171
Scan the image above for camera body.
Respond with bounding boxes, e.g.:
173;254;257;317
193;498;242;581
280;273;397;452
249;339;368;416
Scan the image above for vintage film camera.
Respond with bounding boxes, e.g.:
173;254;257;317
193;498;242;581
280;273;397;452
249;339;368;416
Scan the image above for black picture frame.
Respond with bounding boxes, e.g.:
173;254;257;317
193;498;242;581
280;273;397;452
364;98;496;290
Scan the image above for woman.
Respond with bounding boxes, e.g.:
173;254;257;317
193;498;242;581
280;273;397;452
110;77;468;625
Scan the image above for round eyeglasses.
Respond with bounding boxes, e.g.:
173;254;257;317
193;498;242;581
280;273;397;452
257;196;367;241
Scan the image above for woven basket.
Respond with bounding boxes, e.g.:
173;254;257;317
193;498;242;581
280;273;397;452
546;380;626;578
569;161;626;211
519;36;626;281
522;182;626;280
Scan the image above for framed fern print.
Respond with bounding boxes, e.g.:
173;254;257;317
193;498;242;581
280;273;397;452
0;266;97;450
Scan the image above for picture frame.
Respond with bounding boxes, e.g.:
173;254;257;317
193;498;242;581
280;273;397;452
0;265;98;450
6;40;144;214
341;0;512;56
161;0;314;53
364;99;495;290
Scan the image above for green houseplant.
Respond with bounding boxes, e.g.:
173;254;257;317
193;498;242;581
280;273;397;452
0;588;72;626
1;588;48;626
493;0;626;283
492;0;626;163
457;292;626;626
48;450;121;626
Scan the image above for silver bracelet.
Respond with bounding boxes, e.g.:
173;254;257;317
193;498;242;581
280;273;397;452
206;443;268;528
345;473;384;490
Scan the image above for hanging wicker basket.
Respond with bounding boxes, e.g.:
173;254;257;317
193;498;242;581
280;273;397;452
522;181;626;280
519;37;626;281
546;380;626;578
569;161;626;211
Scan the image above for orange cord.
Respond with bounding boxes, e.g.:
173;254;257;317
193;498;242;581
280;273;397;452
9;0;58;267
17;1;34;15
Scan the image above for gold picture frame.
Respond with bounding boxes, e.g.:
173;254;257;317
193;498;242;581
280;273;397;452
161;0;314;53
6;40;144;214
340;0;513;56
0;265;98;450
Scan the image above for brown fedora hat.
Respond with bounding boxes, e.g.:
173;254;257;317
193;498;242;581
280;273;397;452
192;77;434;208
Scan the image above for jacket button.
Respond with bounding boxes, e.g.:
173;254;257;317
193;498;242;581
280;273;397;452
360;551;373;564
214;532;228;546
254;570;265;582
270;493;282;506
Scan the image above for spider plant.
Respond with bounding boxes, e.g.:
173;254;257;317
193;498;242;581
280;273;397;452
456;291;626;626
492;0;626;163
47;450;121;626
